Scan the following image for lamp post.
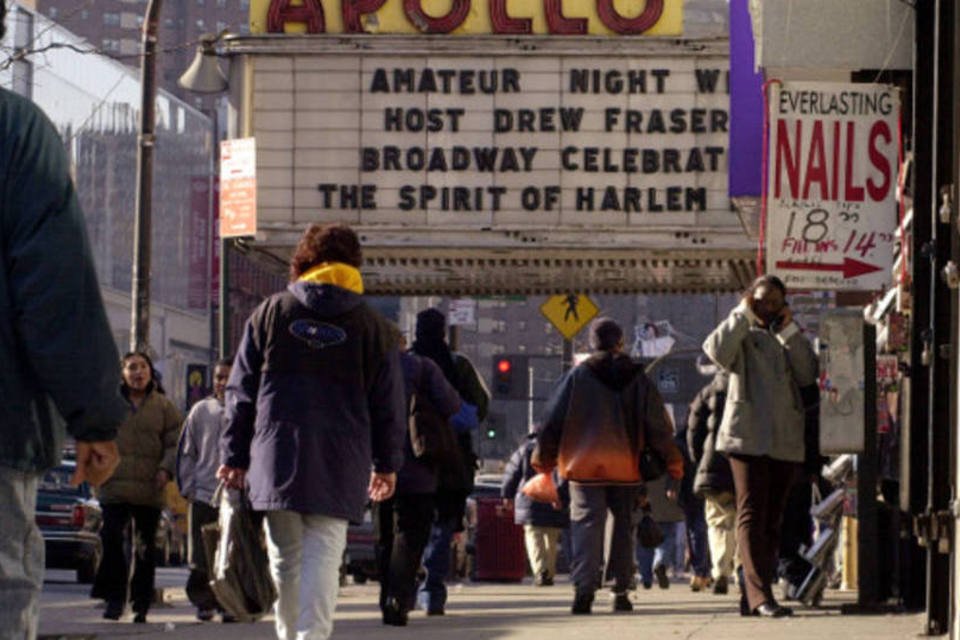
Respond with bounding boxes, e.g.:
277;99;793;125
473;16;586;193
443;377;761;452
130;0;162;353
178;35;229;356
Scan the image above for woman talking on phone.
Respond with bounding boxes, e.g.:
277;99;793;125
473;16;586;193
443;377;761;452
701;275;818;618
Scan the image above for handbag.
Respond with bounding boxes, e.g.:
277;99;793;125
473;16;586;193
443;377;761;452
637;507;665;549
639;447;666;482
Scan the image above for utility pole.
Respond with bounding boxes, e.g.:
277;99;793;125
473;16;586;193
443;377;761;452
130;0;162;353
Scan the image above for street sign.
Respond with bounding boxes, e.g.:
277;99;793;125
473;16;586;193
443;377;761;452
220;137;257;238
448;299;476;327
540;294;599;341
765;82;899;291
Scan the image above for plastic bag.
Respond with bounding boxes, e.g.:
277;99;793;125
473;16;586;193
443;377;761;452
521;471;559;504
207;484;277;622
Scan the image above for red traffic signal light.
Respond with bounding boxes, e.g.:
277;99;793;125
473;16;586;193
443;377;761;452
497;359;512;374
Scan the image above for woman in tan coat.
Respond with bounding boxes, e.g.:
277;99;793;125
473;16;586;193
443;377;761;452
92;352;181;623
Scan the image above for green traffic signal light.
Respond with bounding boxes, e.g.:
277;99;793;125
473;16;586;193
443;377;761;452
486;428;497;439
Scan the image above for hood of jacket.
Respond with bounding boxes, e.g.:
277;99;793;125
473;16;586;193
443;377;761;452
583;351;643;392
287;281;364;318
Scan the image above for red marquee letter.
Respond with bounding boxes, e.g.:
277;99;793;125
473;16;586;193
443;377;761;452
596;0;663;34
267;0;324;33
403;0;470;33
544;0;587;34
490;0;531;34
342;0;387;32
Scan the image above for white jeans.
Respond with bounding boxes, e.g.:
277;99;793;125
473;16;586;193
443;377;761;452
264;511;348;640
0;466;42;640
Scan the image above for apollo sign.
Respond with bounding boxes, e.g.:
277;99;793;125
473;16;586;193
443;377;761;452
249;0;683;35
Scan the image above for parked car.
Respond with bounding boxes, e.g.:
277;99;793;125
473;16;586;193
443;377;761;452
35;461;102;583
341;506;378;585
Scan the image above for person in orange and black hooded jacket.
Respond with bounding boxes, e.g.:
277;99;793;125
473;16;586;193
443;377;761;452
533;317;683;615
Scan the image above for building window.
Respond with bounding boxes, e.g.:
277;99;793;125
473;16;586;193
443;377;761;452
103;12;121;26
80;9;89;19
196;19;206;29
197;0;205;5
216;20;227;32
518;321;527;331
216;0;227;6
48;6;58;18
240;0;249;7
101;38;121;52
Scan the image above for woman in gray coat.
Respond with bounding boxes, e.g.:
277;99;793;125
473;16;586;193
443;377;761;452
702;275;818;618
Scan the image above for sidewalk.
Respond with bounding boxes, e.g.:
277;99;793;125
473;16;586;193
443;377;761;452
39;574;924;640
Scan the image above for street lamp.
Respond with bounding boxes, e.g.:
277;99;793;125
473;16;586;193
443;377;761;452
130;0;163;353
178;36;229;358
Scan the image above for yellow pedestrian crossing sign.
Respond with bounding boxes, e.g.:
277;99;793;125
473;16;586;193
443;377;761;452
540;294;599;341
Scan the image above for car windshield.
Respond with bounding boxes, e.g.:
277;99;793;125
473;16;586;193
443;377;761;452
38;467;82;496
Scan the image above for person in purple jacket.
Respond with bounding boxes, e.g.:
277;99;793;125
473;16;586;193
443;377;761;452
218;224;406;640
376;333;461;627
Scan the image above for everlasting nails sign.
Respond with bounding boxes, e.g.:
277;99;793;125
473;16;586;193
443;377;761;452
249;0;682;35
765;82;899;291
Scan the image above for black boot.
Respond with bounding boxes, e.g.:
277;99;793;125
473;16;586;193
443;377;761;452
102;600;123;621
571;591;594;615
382;598;408;626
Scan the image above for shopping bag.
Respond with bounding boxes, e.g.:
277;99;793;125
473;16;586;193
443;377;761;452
521;471;560;504
207;484;277;622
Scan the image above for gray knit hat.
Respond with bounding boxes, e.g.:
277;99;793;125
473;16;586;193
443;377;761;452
589;317;623;352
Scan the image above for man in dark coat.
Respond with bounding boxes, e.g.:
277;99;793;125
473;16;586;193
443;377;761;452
219;223;406;640
534;317;683;615
376;342;460;626
412;308;490;615
687;368;736;594
0;6;125;633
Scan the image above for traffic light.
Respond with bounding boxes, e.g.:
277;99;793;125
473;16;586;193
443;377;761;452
491;355;529;400
485;412;505;439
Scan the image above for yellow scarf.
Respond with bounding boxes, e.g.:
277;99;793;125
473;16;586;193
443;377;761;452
298;262;364;294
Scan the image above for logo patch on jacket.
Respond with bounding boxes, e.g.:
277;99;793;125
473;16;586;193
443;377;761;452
288;319;347;349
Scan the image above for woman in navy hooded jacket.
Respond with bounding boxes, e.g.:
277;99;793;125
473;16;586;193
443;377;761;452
218;224;406;640
501;433;570;586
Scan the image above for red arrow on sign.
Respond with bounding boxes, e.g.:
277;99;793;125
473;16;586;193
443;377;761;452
775;257;882;279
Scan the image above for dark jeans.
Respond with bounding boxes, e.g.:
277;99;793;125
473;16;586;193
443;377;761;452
568;483;639;595
374;493;435;612
186;501;220;611
417;490;466;612
684;499;711;578
93;503;161;613
728;455;798;611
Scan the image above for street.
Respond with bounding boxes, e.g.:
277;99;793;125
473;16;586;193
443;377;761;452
39;568;924;639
